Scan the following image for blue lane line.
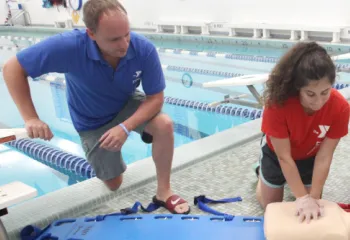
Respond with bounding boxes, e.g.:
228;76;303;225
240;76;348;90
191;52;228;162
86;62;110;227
173;122;209;140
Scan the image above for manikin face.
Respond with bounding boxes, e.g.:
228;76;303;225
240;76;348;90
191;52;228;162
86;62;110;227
299;77;332;113
87;9;130;59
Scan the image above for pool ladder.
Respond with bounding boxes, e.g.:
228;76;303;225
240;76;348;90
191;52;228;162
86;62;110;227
7;9;31;26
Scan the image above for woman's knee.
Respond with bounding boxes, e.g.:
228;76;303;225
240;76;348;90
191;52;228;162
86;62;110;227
256;178;284;210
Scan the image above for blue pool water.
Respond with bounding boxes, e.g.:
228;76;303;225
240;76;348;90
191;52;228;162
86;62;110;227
1;30;350;197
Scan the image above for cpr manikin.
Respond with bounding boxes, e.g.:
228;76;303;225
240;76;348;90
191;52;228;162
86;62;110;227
264;200;350;240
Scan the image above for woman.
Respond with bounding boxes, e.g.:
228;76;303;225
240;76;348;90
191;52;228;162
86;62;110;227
256;41;350;223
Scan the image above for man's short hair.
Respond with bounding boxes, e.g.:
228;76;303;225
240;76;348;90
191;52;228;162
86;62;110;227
83;0;127;32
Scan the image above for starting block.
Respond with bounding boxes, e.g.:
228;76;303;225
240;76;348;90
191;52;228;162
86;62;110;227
0;128;28;144
202;73;269;109
0;182;37;240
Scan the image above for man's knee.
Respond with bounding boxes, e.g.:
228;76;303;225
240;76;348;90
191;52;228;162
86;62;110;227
147;114;174;136
103;174;123;191
159;114;173;131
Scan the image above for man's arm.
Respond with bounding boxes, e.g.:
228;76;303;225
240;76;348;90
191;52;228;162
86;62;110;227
122;44;166;131
3;32;77;139
270;137;309;198
123;91;164;131
310;137;339;199
3;56;39;122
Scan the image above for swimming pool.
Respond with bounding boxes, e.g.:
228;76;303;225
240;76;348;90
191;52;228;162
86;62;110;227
1;28;350;198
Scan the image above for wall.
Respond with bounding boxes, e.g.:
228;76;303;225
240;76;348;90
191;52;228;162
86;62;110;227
20;0;78;25
128;0;350;28
0;0;8;24
1;0;350;28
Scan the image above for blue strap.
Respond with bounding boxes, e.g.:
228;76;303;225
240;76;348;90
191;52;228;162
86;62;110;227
20;201;161;240
20;226;43;240
194;195;242;220
95;201;161;221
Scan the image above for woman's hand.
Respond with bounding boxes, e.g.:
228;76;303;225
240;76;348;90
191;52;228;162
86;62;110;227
295;194;324;223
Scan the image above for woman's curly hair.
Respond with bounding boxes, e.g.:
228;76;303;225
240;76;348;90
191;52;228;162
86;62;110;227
262;41;336;107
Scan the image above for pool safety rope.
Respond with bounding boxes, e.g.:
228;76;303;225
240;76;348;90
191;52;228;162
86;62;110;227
163;81;349;120
165;65;244;78
165;65;350;79
334;83;350;90
2;39;350;70
164;96;263;120
158;48;350;70
6;139;96;179
1;41;350;73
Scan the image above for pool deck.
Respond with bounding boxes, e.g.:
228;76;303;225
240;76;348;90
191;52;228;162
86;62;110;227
84;129;350;218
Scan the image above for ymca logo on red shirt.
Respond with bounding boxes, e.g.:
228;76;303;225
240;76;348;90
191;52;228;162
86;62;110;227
313;125;330;138
308;125;330;155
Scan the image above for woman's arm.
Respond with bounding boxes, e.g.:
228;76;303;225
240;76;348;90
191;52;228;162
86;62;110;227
270;136;309;198
310;137;340;199
310;100;350;198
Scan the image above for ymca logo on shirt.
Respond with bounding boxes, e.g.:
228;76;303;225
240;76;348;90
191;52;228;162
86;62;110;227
313;125;330;138
133;71;142;83
132;70;142;88
307;125;330;155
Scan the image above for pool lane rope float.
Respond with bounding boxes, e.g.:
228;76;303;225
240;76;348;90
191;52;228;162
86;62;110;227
163;64;350;78
164;83;349;120
0;129;94;179
1;43;350;73
165;96;263;120
2;41;350;71
6;138;96;179
165;64;244;78
0;40;349;69
158;48;350;70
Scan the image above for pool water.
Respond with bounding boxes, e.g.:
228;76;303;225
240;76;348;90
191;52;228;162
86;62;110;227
1;29;350;197
0;144;82;197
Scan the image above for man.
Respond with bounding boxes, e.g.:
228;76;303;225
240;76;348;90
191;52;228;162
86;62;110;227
2;0;190;214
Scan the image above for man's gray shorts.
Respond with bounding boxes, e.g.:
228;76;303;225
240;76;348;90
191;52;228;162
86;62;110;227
78;90;154;181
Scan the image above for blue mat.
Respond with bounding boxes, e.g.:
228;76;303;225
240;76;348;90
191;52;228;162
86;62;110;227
21;195;266;239
22;214;265;240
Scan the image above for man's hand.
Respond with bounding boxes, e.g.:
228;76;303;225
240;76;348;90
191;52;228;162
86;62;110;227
25;118;53;141
99;125;128;152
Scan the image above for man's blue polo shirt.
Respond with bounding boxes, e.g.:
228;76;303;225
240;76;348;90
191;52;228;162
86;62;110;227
16;29;166;132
